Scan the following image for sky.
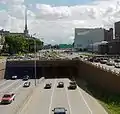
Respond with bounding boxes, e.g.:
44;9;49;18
0;0;120;44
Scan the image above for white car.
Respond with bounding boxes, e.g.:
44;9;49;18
23;81;30;87
11;75;17;80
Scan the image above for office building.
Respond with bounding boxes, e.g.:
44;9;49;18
74;28;105;50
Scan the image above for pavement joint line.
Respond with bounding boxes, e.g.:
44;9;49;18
16;87;35;114
0;79;7;86
49;79;56;114
85;90;108;114
13;82;24;92
0;80;20;93
64;80;72;114
16;78;45;114
77;86;93;114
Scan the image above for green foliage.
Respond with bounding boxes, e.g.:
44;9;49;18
87;85;120;114
4;34;43;54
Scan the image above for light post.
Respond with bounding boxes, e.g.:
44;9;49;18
34;38;37;86
32;33;37;86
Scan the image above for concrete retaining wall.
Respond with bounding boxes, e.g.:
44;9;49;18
78;61;120;94
0;62;6;79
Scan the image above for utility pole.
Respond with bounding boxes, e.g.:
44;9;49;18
91;40;93;54
34;37;37;86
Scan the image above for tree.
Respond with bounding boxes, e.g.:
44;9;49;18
4;34;43;54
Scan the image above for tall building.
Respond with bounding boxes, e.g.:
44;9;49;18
115;21;120;39
104;28;113;41
24;8;29;37
74;28;105;50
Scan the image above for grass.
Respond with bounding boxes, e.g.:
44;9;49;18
86;85;120;114
0;56;6;59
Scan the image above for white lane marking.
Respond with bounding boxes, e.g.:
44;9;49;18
78;87;93;114
0;80;20;93
49;79;56;114
17;88;35;114
17;78;45;114
0;80;8;87
13;82;24;92
64;80;72;114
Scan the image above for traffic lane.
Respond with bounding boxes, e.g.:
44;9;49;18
0;80;21;94
0;80;17;90
50;79;70;114
0;86;34;114
92;62;120;72
19;79;53;114
78;87;108;114
98;63;120;72
0;79;44;114
64;79;91;114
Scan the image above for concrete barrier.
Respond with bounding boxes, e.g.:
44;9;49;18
78;60;120;94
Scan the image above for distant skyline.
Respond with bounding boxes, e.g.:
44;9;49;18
0;0;120;44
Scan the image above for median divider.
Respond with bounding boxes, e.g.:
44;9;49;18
16;77;45;114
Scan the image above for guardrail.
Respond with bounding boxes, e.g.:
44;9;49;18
83;60;120;76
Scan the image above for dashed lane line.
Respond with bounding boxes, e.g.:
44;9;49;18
64;81;72;114
0;80;20;93
77;86;93;114
49;79;56;114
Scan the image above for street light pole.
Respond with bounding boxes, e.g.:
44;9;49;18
34;36;37;86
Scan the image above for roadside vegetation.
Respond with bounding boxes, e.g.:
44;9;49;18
1;34;43;55
86;85;120;114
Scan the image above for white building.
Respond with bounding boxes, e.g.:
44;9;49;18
88;41;108;52
74;28;105;50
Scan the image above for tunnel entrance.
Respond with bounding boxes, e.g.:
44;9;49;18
5;60;79;79
37;66;78;79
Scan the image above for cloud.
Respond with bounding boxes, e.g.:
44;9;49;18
0;0;120;44
0;0;24;5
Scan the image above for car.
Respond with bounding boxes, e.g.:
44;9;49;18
106;60;114;66
0;93;15;104
100;59;107;64
114;63;120;68
94;58;100;62
68;81;77;90
11;75;17;80
23;75;29;81
23;81;30;87
57;82;64;88
44;83;52;89
52;107;67;114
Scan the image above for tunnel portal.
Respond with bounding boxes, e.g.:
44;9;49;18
5;60;79;80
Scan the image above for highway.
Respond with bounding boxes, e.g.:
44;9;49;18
19;78;107;114
0;78;44;114
92;62;120;74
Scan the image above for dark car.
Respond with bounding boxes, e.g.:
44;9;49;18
23;81;30;87
88;58;94;62
100;59;107;64
68;81;77;90
94;58;100;62
57;82;64;88
52;107;67;114
114;63;120;68
44;83;52;89
23;75;29;81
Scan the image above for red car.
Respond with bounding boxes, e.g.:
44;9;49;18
1;93;15;104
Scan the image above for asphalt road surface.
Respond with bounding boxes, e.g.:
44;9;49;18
20;78;108;114
0;78;44;114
